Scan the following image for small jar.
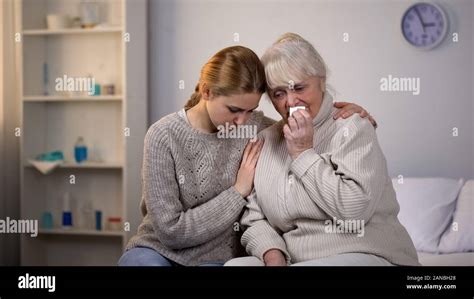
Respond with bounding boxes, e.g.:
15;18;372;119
106;84;115;95
80;1;99;29
102;83;115;95
107;217;122;231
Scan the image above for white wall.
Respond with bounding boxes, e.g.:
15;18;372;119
149;0;473;179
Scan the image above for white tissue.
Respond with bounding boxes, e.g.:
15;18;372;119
289;106;306;116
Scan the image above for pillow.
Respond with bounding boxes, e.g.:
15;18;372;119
438;180;474;253
391;177;464;253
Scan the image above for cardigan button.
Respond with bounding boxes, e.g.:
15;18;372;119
288;174;294;185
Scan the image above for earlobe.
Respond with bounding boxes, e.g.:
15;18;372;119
201;83;210;101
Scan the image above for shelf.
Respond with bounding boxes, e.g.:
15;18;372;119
39;228;124;237
18;0;147;266
22;27;123;36
23;95;123;102
26;161;123;169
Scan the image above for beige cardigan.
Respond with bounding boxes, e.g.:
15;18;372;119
241;93;420;266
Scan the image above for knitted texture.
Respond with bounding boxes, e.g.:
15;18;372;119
241;93;420;266
126;109;275;265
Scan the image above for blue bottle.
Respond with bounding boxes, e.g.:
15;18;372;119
62;192;73;229
95;210;102;231
92;83;101;96
74;137;88;163
41;212;54;229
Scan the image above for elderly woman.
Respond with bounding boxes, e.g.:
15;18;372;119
225;33;420;266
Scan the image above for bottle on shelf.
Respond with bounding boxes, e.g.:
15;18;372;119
85;73;100;96
80;0;100;29
102;79;115;95
62;192;73;229
74;136;88;163
41;211;54;229
107;217;122;231
95;210;102;231
92;82;101;96
80;198;94;230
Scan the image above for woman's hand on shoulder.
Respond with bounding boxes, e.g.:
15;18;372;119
234;138;264;198
333;101;378;128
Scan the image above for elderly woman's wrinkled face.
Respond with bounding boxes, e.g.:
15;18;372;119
268;76;325;121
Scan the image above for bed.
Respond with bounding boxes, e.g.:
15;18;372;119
417;252;474;266
392;178;473;266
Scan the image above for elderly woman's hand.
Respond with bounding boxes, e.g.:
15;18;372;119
263;249;287;266
283;110;314;160
333;101;378;128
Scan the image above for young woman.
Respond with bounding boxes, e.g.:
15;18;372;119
118;45;376;266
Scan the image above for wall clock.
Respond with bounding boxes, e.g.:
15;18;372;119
401;2;448;50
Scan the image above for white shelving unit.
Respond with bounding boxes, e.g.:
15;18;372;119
23;27;123;35
25;161;124;169
39;228;125;237
15;0;147;265
23;95;123;102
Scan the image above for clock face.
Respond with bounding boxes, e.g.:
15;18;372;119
402;3;448;49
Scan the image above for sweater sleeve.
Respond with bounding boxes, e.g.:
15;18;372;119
289;116;386;222
240;191;291;263
142;122;247;250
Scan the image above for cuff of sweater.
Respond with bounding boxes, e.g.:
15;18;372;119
226;186;248;210
244;223;291;264
290;148;321;178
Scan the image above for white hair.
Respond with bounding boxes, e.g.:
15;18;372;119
261;33;328;90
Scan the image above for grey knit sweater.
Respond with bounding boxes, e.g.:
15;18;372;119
125;108;275;265
241;93;420;266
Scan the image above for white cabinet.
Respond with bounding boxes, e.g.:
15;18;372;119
15;0;147;265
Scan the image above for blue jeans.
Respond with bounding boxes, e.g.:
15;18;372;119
117;247;224;267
